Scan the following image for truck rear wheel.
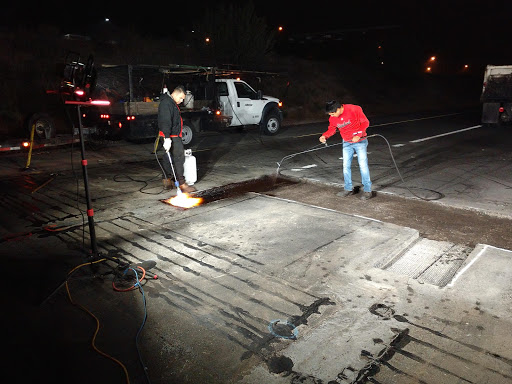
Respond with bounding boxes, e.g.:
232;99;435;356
261;111;281;135
181;124;196;146
27;113;56;141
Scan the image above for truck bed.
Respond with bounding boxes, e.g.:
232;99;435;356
110;100;213;115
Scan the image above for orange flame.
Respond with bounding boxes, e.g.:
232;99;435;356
164;193;203;209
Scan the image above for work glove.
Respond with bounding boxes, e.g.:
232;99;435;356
163;138;172;152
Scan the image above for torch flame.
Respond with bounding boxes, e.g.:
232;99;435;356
164;193;203;209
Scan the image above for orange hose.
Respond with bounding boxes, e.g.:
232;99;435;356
112;266;146;292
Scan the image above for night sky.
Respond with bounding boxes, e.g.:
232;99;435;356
2;0;512;64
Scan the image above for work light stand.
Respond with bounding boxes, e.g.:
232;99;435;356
66;100;125;268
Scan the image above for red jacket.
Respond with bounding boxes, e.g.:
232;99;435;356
323;104;369;142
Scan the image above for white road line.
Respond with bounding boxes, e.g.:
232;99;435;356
409;125;482;143
370;112;463;128
447;244;512;287
294;112;465;139
447;245;488;287
256;193;383;222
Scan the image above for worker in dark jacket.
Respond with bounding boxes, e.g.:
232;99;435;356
158;85;196;193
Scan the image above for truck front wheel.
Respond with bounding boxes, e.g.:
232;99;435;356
261;111;281;135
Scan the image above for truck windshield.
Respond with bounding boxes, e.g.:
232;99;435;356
234;82;257;99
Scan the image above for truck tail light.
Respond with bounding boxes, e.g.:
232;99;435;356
127;116;135;120
100;114;110;119
278;101;283;108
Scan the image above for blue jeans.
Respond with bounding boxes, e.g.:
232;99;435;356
342;139;372;192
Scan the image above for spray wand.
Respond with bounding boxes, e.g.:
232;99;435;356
165;150;183;196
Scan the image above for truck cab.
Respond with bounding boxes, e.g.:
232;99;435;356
216;79;282;135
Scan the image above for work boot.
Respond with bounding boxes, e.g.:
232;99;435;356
162;178;173;190
336;189;356;197
360;191;373;200
179;183;196;193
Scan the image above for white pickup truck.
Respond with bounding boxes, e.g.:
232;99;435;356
216;78;282;136
98;64;283;145
480;64;512;127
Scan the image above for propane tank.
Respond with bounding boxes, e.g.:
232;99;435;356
184;90;194;109
183;149;197;185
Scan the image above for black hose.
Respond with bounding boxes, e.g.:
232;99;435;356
276;134;444;201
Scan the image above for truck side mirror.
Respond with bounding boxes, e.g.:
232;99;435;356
257;90;263;100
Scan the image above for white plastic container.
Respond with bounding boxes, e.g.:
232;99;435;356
183;149;197;185
184;90;194;109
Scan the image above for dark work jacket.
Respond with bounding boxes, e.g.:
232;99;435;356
158;93;182;138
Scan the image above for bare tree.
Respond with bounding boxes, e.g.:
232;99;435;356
195;1;276;66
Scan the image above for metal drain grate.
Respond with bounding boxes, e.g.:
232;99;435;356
378;238;472;287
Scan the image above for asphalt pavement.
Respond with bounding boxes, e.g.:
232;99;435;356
2;112;512;384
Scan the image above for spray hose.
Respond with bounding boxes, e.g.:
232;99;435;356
276;133;444;201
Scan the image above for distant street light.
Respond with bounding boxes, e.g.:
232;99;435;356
278;26;283;32
430;56;436;61
426;67;432;72
105;18;110;22
205;37;210;43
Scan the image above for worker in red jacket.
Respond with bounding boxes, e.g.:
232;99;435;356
319;101;373;200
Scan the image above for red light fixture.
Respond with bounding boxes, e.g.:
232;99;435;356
91;100;110;106
499;107;505;113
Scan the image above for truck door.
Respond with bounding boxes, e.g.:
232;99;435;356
231;81;265;126
217;81;241;127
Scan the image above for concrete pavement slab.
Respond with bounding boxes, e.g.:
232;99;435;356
53;192;421;383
